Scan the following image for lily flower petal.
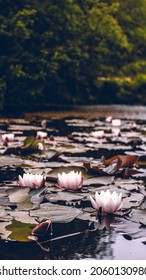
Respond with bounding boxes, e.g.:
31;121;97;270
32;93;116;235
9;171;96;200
90;190;122;215
57;170;83;191
18;173;45;189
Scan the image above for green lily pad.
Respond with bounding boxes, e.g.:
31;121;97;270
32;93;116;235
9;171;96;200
6;220;35;242
24;136;36;149
23;136;44;153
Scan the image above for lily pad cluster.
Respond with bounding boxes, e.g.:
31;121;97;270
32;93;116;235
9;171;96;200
0;116;146;255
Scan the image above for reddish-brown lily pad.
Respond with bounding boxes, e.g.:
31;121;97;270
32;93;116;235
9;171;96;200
102;154;139;168
83;160;122;176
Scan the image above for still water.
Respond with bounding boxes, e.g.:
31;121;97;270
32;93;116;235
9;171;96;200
1;222;146;260
24;104;146;121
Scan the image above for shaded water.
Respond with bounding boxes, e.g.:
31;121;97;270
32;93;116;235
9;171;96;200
1;220;146;260
1;105;146;260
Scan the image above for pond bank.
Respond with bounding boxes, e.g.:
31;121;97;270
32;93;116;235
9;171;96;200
23;105;146;121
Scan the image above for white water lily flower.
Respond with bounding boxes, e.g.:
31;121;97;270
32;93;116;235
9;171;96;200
106;116;112;123
18;173;45;189
2;133;14;142
57;171;83;191
91;130;104;138
112;119;121;127
36;131;47;139
90;190;122;214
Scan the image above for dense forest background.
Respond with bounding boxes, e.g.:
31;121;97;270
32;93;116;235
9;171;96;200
1;0;146;112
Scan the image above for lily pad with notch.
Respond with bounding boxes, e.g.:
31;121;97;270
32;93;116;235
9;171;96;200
30;203;83;223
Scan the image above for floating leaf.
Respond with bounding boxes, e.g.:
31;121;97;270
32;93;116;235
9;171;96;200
103;154;139;167
45;191;87;203
111;216;146;240
122;193;144;209
83;176;114;186
0;156;24;167
113;209;132;217
9;124;40;131
30;186;47;204
23;136;44;154
30;203;82;223
43;149;61;161
129;208;146;225
6;220;35;242
0;206;12;222
0;221;12;239
6;210;38;224
83;159;121;176
24;136;36;149
7;187;33;210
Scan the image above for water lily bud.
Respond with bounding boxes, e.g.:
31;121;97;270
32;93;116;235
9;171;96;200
18;173;45;189
91;130;104;139
37;142;44;151
2;133;15;142
36;131;47;139
106;116;112;123
57;170;83;191
90;190;122;214
112;119;121;127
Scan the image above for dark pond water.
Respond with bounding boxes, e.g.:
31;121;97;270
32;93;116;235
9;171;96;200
1;105;146;260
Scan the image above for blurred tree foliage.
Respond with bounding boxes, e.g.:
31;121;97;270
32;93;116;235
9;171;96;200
0;0;146;111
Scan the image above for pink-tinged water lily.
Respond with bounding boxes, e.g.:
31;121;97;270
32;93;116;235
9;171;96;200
36;131;47;139
90;190;122;214
91;130;104;139
18;173;45;189
112;119;121;127
57;171;83;191
106;115;112;123
112;127;121;137
2;133;14;142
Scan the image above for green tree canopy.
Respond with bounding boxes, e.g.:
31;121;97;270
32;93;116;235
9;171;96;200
0;0;146;110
